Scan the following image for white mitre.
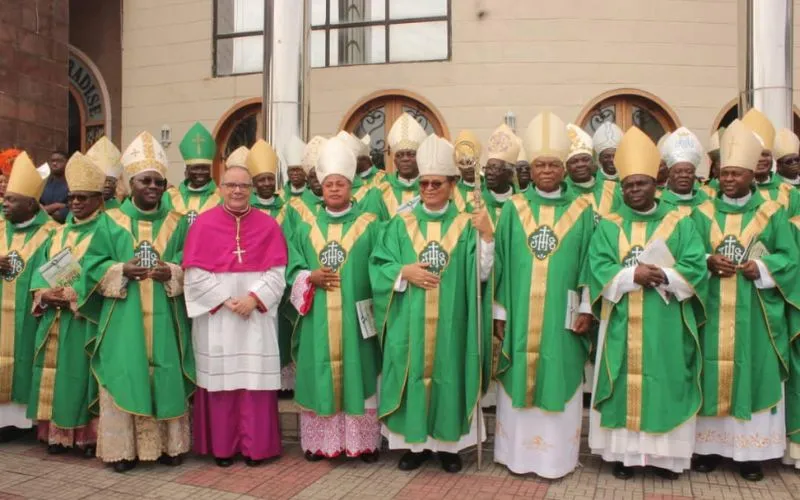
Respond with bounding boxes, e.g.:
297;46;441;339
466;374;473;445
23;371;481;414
302;136;328;174
334;131;364;158
317;137;356;184
662;127;704;168
121;131;169;178
225;146;250;169
358;134;371;157
417;134;458;177
566;124;593;161
284;136;306;168
592;121;624;154
387;112;428;152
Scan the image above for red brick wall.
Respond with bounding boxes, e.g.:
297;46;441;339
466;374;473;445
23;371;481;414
0;0;69;164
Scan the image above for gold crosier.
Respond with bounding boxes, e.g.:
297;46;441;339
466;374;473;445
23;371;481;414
307;214;374;412
0;222;55;402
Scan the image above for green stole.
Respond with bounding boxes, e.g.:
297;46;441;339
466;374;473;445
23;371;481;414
104;198;121;210
81;200;194;419
588;202;707;433
495;189;594;409
359;166;387;188
370;203;488;442
453;179;474;213
758;174;800;217
701;178;720;198
287;207;381;415
162;181;221;222
0;210;56;404
27;212;102;427
351;176;390;221
480;185;517;228
281;183;306;202
691;193;800;420
566;177;620;219
659;188;710;216
379;173;418;216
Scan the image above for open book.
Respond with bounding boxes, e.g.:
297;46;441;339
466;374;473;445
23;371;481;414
565;290;580;330
356;298;378;339
38;248;81;288
636;239;674;304
743;239;769;262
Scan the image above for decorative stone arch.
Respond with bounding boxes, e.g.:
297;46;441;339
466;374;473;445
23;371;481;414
339;89;449;172
68;45;112;152
711;98;800;134
211;97;263;181
576;88;680;144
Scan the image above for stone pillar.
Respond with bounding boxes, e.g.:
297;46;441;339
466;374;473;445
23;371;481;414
0;0;69;163
738;0;793;129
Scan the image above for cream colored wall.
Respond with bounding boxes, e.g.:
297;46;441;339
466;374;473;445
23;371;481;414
122;0;799;183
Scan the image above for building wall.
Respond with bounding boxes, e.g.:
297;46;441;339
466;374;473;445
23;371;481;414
0;0;69;164
70;0;123;146
121;0;799;183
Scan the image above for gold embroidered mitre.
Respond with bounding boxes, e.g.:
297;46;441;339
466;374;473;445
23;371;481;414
246;140;278;177
387;112;428;152
486;124;521;164
741;108;775;151
225;146;250;169
615;126;660;180
86;136;122;179
773;128;800;160
566;124;593;161
523;111;570;163
65;152;106;193
302;136;329;174
720;119;763;172
6;151;46;199
453;129;482;166
121;131;168;178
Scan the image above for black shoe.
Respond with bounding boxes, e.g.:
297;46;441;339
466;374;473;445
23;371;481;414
398;450;431;471
652;467;679;480
0;426;22;443
82;446;96;458
438;452;462;473
157;454;182;466
113;460;136;473
304;450;324;462
245;458;265;467
612;462;634;480
215;457;234;467
739;461;764;482
360;451;379;463
47;444;68;455
691;454;721;473
278;390;295;400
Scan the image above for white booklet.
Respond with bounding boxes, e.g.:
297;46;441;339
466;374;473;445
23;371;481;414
356;298;378;339
636;239;675;304
38;248;81;288
744;239;769;262
565;290;580;330
397;196;421;214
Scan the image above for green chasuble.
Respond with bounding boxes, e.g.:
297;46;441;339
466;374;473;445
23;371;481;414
758;174;800;217
495;190;594;409
104;198;121;210
0;210;57;405
280;183;307;203
588;202;707;433
452;179;475;213
351;176;390;221
566;177;621;219
701;179;719;198
358;166;387;188
80;200;194;419
378;173;419;217
27;213;103;427
659;188;710;216
370;203;490;443
692;194;800;420
785;215;800;445
161;180;221;224
287;208;381;416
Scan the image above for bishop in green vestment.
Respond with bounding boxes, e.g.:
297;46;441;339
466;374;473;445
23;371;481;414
28;153;107;455
370;134;494;474
592;121;623;184
658;127;710;216
82;132;194;473
566;124;620;220
332;131;390;221
380;113;429;216
85;136;124;211
280;136;310;202
287;136;383;461
690;120;800;482
163;122;221;224
452;129;482;213
773;127;800;190
588;127;707;480
354;133;387;189
0;152;56;440
493;112;595;479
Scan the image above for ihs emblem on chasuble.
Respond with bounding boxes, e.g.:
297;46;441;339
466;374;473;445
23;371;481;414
527;225;558;260
319;241;346;272
2;251;24;282
134;241;161;269
622;245;644;268
715;235;745;265
419;241;449;276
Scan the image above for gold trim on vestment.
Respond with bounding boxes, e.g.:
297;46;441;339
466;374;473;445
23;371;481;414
289;198;317;226
380;183;416;216
137;221;155;365
597;182;616;217
169;189;220;216
352;184;371;203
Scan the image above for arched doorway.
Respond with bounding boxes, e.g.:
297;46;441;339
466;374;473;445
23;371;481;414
212;98;262;181
712;99;800;135
67;45;111;153
576;88;680;144
340;90;449;172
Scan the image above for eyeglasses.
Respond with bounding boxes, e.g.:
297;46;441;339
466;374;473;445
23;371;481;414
67;193;100;203
135;176;167;187
419;180;445;191
221;182;253;191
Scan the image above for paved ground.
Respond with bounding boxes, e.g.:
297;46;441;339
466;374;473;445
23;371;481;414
0;405;799;500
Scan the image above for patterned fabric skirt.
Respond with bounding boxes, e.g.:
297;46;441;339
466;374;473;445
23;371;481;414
300;395;381;458
37;419;97;448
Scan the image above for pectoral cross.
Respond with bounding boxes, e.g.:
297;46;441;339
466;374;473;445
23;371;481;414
233;246;246;264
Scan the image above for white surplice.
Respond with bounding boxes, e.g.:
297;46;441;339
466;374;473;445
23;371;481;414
184;267;286;391
588;253;698;473
0;403;32;429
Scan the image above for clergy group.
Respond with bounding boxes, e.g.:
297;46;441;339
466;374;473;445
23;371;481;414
1;107;800;484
